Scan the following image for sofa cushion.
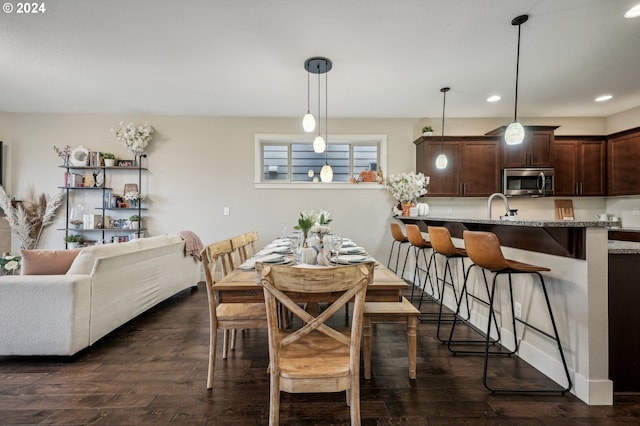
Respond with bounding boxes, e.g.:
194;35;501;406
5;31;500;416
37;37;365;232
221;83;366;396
66;241;140;275
20;249;82;275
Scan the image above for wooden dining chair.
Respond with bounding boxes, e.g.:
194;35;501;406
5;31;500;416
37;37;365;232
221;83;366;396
201;240;267;389
230;233;249;265
256;261;375;426
244;231;259;257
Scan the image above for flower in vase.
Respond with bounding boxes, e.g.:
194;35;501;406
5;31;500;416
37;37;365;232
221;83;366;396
294;210;318;239
111;121;153;154
386;172;429;205
0;255;21;274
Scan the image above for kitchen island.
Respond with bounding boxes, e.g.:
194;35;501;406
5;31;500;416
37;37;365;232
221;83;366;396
397;216;612;405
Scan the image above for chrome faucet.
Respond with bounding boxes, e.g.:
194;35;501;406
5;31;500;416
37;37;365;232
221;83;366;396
487;192;512;219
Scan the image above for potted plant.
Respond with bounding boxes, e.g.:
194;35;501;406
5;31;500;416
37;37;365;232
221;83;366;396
103;152;116;167
64;234;84;249
129;215;141;229
422;126;434;136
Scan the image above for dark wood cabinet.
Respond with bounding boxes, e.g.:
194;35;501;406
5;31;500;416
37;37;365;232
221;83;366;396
553;138;606;196
486;126;557;168
608;129;640;196
415;137;500;197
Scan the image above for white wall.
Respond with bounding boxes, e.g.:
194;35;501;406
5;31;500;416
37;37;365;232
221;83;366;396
2;112;639;256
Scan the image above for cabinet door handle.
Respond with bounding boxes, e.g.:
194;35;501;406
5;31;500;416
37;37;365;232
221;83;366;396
579;182;583;195
463;183;467;195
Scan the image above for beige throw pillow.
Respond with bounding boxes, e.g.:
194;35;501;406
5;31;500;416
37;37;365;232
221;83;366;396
20;249;82;275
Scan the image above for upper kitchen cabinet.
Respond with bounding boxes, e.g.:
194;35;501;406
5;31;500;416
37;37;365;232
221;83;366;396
608;128;640;196
553;137;606;196
487;125;558;168
415;136;500;197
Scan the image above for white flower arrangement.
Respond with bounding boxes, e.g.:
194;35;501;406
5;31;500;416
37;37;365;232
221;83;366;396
111;121;153;153
0;255;21;275
386;172;429;205
124;192;145;201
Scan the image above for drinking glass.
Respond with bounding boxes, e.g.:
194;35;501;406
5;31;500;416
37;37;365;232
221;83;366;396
330;234;343;261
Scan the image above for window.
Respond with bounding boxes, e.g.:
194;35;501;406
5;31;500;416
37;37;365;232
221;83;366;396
255;134;386;187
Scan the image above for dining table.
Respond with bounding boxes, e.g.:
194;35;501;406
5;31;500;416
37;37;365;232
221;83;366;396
212;234;408;303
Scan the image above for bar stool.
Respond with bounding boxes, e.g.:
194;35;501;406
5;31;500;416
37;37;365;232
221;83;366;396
427;226;469;343
405;224;436;310
463;230;572;394
387;222;411;279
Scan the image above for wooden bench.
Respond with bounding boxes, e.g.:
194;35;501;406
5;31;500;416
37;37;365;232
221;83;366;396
363;297;420;379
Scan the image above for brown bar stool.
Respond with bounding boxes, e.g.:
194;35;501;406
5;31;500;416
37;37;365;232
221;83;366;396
427;226;470;342
387;222;411;279
405;224;436;310
463;230;572;394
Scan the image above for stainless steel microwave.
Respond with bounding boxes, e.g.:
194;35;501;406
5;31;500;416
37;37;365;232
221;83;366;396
502;168;554;197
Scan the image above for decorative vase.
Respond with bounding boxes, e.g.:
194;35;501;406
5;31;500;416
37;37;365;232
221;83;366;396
104;159;115;167
401;203;413;217
130;221;140;229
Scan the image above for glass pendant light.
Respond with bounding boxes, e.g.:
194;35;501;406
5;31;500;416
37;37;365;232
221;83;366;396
302;69;315;132
505;14;528;146
435;87;450;169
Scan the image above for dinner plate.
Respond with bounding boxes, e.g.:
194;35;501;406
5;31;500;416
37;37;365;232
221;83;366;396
339;246;366;255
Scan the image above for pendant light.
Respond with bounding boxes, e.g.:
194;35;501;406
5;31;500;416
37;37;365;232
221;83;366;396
305;57;332;154
320;59;333;182
302;70;315;132
435;87;450;169
505;14;528;145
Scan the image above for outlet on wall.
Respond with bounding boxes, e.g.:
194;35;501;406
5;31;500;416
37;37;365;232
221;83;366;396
514;302;522;319
633;208;640;216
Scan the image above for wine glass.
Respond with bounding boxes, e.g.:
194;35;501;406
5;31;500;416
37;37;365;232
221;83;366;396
330;234;343;262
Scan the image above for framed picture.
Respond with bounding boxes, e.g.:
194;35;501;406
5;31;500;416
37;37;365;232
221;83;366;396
116;160;133;167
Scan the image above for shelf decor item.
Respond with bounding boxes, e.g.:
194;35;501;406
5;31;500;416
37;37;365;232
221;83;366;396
53;145;71;166
111;121;153;165
103;152;116;167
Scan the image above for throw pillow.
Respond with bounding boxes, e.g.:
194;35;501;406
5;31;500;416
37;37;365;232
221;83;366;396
20;249;82;275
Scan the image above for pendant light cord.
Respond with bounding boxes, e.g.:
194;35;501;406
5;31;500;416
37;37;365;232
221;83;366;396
317;62;322;137
441;89;447;154
306;70;311;114
325;59;329;164
514;21;522;121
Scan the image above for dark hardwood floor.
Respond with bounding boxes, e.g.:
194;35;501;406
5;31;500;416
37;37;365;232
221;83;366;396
1;282;639;425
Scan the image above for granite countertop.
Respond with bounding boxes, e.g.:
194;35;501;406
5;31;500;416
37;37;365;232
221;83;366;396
608;240;640;254
401;216;609;228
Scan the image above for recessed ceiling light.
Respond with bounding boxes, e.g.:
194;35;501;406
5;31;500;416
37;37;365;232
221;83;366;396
486;95;501;102
595;94;613;102
624;4;640;18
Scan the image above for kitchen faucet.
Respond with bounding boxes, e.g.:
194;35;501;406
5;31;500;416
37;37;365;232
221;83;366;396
487;192;514;219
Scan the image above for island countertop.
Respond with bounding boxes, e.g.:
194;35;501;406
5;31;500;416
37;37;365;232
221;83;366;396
397;216;640;256
399;216;609;228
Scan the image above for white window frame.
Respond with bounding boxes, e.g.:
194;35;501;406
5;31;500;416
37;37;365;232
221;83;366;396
254;133;387;189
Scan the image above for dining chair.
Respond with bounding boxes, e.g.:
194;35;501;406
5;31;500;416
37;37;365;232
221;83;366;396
256;261;374;426
201;240;267;389
244;231;259;257
230;233;249;265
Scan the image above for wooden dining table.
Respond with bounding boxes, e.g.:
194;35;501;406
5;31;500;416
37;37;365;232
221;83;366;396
212;262;408;304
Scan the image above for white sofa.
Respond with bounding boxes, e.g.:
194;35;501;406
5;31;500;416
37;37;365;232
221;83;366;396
0;235;201;357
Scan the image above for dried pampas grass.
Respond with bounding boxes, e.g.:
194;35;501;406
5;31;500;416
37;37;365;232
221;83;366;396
0;185;63;249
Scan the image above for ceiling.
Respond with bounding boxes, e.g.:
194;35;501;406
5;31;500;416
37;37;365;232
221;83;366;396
1;0;639;119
